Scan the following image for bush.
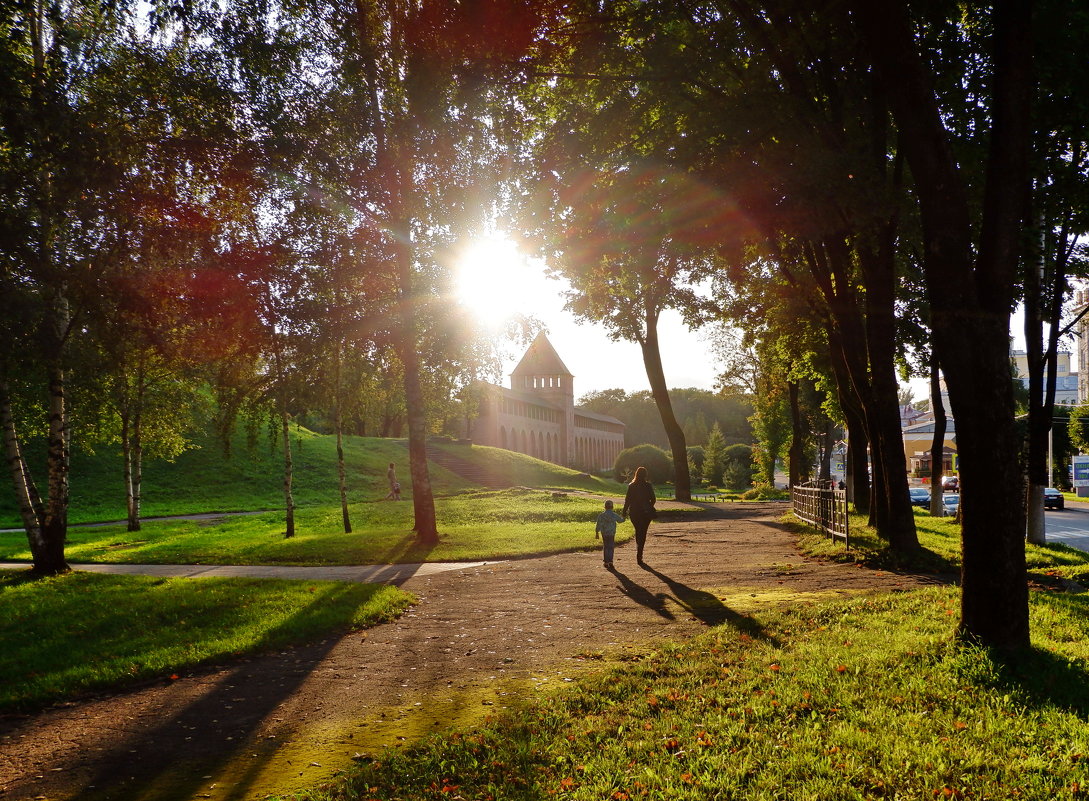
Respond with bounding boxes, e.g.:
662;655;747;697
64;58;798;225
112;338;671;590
613;444;674;484
722;444;754;491
687;446;705;482
740;484;790;501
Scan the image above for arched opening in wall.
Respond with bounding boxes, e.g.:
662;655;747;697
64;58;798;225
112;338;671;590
532;431;538;458
520;430;527;454
545;433;552;462
499;427;507;450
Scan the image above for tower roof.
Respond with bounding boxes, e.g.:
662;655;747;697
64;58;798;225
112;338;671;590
511;332;573;377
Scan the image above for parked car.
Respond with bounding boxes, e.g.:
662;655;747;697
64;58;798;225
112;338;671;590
941;475;959;492
1044;487;1065;510
909;488;931;508
942;493;960;517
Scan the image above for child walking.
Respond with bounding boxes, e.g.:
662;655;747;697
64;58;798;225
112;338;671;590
595;500;625;569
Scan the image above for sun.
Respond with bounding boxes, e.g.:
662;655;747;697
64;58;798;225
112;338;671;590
453;234;552;328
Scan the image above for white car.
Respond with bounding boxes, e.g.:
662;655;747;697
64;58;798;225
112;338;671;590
942;493;960;517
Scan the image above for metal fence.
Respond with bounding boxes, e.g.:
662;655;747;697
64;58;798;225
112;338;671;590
791;482;849;548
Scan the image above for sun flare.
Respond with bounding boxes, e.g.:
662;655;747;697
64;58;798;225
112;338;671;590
453;235;547;328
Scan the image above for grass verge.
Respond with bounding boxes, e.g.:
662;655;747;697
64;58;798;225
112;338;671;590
791;508;1089;586
0;489;705;566
287;586;1089;801
0;570;413;713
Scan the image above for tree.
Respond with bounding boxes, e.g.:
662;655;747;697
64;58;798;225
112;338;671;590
702;424;727;487
850;0;1034;649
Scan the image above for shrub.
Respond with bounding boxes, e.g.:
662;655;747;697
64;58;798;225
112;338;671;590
740;484;790;501
613;444;674;484
722;444;754;491
687;446;705;482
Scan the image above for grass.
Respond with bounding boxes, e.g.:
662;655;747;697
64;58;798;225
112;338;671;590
427;441;627;495
0;570;414;713
0;430;477;526
286;586;1089;801
0;488;689;566
792;507;1089;586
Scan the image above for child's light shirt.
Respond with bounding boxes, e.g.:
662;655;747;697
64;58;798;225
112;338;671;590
595;509;624;537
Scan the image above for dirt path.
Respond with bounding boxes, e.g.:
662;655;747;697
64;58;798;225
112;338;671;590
0;503;939;801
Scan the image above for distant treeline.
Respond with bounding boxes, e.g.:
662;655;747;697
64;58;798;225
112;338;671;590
578;388;752;450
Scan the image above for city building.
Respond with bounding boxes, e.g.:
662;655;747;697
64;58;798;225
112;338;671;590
468;333;626;472
1011;348;1079;405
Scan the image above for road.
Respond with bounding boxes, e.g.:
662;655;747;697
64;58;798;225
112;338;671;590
1040;500;1089;552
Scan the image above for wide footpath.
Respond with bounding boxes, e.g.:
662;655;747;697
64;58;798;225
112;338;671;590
0;502;942;801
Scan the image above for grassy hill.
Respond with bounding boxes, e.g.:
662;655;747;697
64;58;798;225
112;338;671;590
0;430;626;527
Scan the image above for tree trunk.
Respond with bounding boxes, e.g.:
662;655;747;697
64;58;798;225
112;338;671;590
787;380;805;487
818;416;833;482
640;316;691;500
334;348;352;534
827;326;870;513
39;292;70;576
1;377;45;548
859;241;918;551
281;403;295;539
853;0;1031;650
928;359;947;518
131;402;143;533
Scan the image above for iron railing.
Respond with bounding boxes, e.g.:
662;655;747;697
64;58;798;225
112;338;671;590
791;481;849;548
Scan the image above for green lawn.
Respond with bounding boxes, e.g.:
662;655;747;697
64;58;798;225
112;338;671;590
0;488;662;566
289;586;1089;801
793;507;1089;586
0;570;413;713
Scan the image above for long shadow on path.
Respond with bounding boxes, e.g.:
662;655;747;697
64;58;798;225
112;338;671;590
641;563;780;645
44;584;361;801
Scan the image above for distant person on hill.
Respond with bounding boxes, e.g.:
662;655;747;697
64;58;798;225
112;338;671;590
622;466;657;567
386;462;399;500
595;499;625;569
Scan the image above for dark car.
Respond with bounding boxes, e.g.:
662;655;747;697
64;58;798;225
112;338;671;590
909;488;930;508
1044;488;1065;510
941;475;959;492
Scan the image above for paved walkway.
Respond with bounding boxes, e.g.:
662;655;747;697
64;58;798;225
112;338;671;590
0;560;494;584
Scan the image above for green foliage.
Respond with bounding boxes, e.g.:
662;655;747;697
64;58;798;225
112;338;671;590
0;571;413;712
298;587;1089;801
686;445;705;482
740;484;790;501
613;444;674;485
701;423;726;486
579;388;752;450
722;443;753;490
1068;402;1089;458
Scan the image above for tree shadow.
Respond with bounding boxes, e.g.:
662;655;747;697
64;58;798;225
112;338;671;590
641;564;779;645
57;582;385;801
988;644;1089;719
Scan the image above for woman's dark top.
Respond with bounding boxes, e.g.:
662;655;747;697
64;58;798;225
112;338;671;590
622;480;656;522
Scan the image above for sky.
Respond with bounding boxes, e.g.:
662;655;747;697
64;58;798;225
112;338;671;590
453;233;1078;406
452;235;721;400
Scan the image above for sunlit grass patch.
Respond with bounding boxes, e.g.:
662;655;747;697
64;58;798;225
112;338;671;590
792;508;1089;586
291;587;1089;801
0;489;648;566
0;570;413;712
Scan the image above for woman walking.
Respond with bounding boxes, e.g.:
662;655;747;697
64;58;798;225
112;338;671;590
622;466;657;566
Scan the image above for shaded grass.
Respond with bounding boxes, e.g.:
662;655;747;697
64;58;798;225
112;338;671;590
289;587;1089;801
0;570;413;713
0;489;677;566
792;508;1089;586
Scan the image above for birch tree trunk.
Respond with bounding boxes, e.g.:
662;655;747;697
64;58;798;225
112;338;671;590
334;346;352;534
1;378;45;548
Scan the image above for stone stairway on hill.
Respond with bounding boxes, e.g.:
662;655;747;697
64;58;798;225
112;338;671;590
399;441;513;489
